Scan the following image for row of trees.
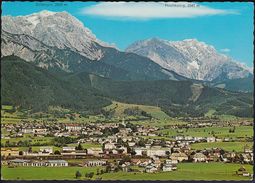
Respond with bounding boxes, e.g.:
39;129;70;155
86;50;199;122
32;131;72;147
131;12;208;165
75;171;94;179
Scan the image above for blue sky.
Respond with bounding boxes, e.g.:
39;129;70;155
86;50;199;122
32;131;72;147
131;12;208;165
2;1;254;67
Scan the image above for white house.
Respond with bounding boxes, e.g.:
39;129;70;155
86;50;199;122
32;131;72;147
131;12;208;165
145;163;158;173
193;153;207;162
146;148;167;157
134;147;147;156
21;128;33;134
65;124;82;132
170;153;188;162
33;128;47;134
104;142;116;150
162;159;173;172
207;137;216;143
84;160;106;167
128;142;136;147
39;147;53;154
87;148;103;156
62;146;76;152
175;136;184;141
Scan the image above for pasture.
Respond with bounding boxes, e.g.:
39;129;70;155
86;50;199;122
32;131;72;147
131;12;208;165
1;163;252;180
160;126;253;138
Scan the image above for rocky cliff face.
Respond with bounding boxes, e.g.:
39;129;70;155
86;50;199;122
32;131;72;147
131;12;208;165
126;38;252;81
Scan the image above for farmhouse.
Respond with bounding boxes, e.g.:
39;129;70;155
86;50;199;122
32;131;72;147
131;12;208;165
175;136;184;141
170;152;188;162
162;159;173;172
21;128;34;134
33;128;47;135
206;137;216;143
241;153;252;163
39;147;53;154
145;163;158;173
147;147;168;157
87;147;103;157
104;142;116;150
121;163;130;172
62;146;76;152
1;148;19;157
193;153;207;162
131;159;141;165
194;137;204;142
65;124;82;132
134;147;147;156
236;166;250;177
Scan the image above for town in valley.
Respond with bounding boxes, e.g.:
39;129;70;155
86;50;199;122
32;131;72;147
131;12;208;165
1;104;253;180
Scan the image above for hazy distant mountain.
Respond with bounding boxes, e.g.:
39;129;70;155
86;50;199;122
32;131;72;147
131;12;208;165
126;38;252;81
1;11;186;81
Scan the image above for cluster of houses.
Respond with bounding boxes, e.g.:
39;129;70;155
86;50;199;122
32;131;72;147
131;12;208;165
1;121;159;139
1;119;253;176
1;138;253;163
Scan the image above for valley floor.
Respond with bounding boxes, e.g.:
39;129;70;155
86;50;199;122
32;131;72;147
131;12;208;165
1;162;253;180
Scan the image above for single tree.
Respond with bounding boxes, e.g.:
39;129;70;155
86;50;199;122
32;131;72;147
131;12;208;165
54;150;61;155
75;170;82;179
76;143;83;150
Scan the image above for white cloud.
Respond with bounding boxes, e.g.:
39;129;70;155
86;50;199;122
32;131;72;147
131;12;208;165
81;2;238;20
220;48;231;53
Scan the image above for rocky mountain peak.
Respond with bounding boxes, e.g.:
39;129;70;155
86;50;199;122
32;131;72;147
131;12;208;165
126;38;251;81
2;10;114;60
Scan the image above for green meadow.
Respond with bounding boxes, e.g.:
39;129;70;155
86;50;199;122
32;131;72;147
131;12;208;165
160;126;253;138
1;166;102;180
2;163;252;180
1;136;54;145
191;141;253;152
101;162;253;180
67;143;102;149
104;101;171;120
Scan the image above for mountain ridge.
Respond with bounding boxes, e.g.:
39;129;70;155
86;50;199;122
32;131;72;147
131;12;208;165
126;37;252;81
1;10;253;92
2;55;253;117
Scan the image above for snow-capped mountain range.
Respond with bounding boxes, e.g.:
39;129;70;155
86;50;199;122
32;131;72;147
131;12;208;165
2;10;114;60
1;10;252;82
126;38;252;81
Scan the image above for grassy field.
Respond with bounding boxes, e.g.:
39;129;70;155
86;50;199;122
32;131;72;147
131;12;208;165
2;163;252;180
131;118;186;127
1;166;102;180
191;141;253;152
204;109;251;122
1;136;54;145
56;115;106;124
104;101;171;120
160;126;253;138
101;163;253;180
2;105;14;110
67;143;102;149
